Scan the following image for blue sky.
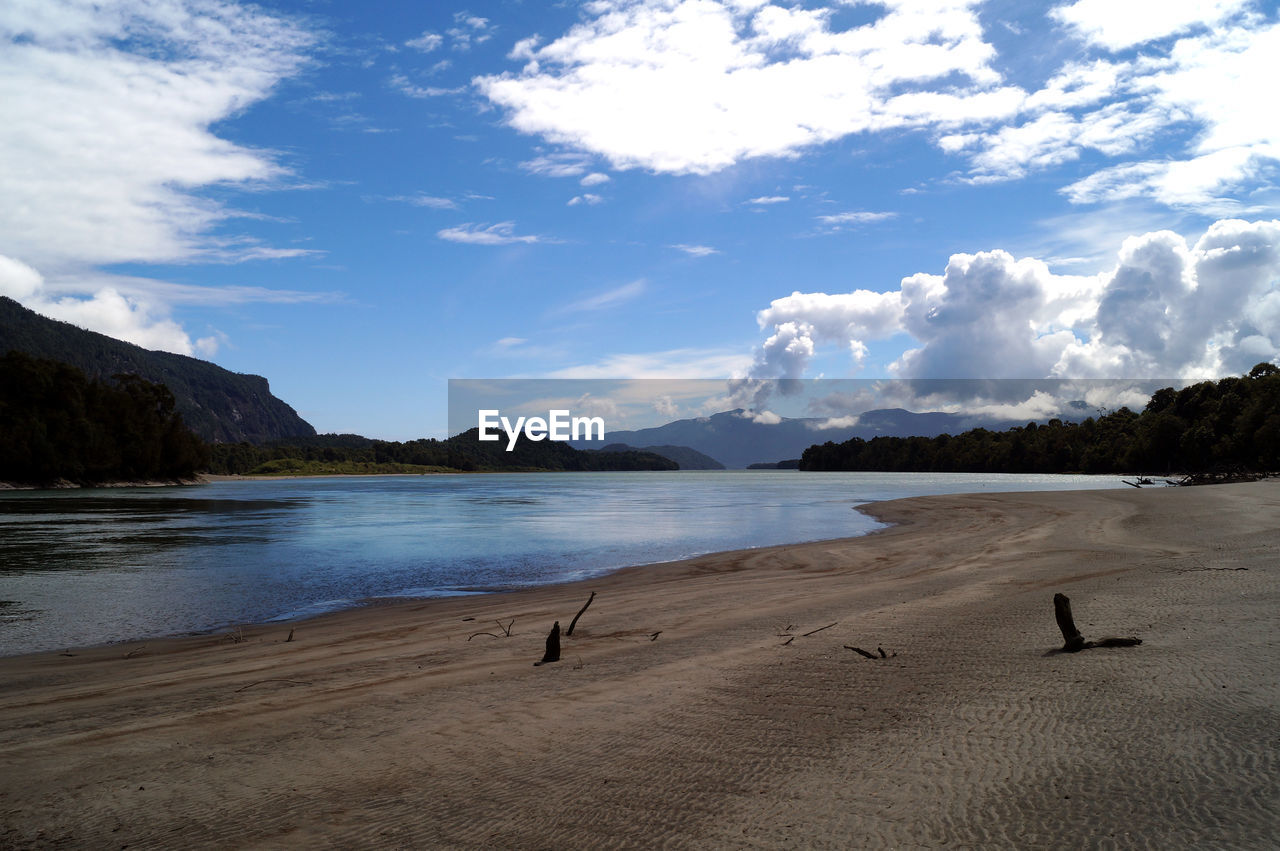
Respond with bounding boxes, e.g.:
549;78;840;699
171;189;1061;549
2;0;1278;439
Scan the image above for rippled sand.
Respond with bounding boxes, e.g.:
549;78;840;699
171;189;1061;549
1;481;1276;848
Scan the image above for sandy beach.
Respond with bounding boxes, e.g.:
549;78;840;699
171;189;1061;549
1;481;1276;848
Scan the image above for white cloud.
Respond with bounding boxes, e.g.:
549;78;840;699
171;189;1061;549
406;31;443;52
1052;0;1253;51
948;16;1280;209
747;195;789;205
580;172;611;186
387;193;458;210
437;222;544;245
817;211;897;227
0;255;202;355
753;218;1280;380
476;0;1019;175
567;193;604;206
671;244;720;257
0;0;315;354
447;11;492;51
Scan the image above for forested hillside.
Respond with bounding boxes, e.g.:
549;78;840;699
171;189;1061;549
0;297;314;443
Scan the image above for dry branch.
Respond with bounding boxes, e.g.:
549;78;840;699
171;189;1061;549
566;592;595;637
802;622;837;637
235;679;312;693
844;646;878;659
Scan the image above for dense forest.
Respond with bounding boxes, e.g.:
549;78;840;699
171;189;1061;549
0;351;208;485
206;429;678;475
801;364;1280;475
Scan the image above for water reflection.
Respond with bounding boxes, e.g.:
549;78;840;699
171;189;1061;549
0;471;1130;656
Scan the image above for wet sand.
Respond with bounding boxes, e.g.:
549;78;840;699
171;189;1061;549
1;481;1276;848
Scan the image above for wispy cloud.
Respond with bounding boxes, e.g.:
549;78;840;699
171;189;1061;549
671;244;720;257
816;211;897;227
0;0;317;354
747;195;790;205
390;74;465;98
386;194;458;210
557;280;646;313
521;152;594;178
550;346;752;378
437;222;544;245
567;194;604;206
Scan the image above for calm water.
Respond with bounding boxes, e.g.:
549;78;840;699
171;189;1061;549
0;471;1132;655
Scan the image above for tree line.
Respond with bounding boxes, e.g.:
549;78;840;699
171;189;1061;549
0;351;208;485
800;364;1280;475
206;428;678;474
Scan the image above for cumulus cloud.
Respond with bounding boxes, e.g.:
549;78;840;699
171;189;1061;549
476;0;1019;175
580;172;611;186
567;193;604;206
0;0;315;353
753;218;1280;381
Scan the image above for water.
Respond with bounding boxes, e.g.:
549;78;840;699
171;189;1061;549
0;471;1133;656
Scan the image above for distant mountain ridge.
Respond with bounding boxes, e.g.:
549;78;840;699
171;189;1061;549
574;407;984;468
0;296;315;444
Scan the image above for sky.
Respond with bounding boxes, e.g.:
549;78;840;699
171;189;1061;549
1;0;1278;440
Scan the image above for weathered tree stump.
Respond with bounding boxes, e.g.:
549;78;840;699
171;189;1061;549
534;621;561;666
1054;593;1087;652
1052;593;1142;653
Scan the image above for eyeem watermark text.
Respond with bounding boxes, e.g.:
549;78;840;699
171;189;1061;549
478;409;605;451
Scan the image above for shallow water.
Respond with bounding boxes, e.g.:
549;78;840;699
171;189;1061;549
0;470;1132;655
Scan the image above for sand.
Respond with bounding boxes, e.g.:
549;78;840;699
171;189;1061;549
1;481;1276;848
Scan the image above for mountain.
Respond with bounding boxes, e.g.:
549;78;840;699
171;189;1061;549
0;296;315;444
573;408;977;468
596;443;726;470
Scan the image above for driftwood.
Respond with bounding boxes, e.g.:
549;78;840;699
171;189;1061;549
235;679;312;693
468;618;515;641
1051;593;1142;653
566;592;595;637
534;621;561;666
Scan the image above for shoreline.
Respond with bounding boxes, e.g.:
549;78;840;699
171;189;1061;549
1;482;1276;846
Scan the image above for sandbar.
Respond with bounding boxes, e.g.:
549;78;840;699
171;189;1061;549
1;481;1276;847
